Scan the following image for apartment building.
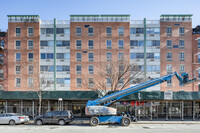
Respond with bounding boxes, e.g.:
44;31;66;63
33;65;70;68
160;14;193;91
130;19;160;91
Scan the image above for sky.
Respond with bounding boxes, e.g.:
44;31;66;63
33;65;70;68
1;0;200;31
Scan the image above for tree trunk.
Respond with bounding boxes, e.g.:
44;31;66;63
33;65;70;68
38;92;42;116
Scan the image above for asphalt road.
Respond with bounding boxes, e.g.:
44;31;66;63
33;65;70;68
0;123;200;133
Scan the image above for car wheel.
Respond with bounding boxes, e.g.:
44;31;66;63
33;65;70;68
36;120;43;125
9;120;15;125
90;117;99;126
58;119;65;125
121;117;131;126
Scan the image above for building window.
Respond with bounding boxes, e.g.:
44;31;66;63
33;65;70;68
152;40;160;46
46;28;54;34
76;53;82;62
88;65;94;74
154;53;160;59
28;27;33;36
198;69;200;78
88;53;94;62
167;79;172;86
56;28;65;34
130;28;135;34
166;27;172;35
179;52;184;61
166;40;172;48
119;78;124;86
119;65;124;74
106;65;112;75
198;40;200;49
16;40;21;49
16;53;21;62
89;78;94;88
28;53;34;62
179;27;184;35
0;54;3;64
28;65;33;75
130;53;136;59
136;53;144;59
28;40;33;49
198;84;200;91
16;28;21;36
40;53;54;59
16;65;21;75
0;70;3;80
179;40;184;48
106;78;111;87
0;40;4;47
136;28;144;34
106;53;112;61
118;27;124;36
56;53;70;60
198;55;200;63
28;77;33;87
76;27;81;36
16;78;21;87
88;40;94;49
76;78;82;87
76;40;81;50
166;52;172;61
76;65;82;74
118;40;124;49
147;53;154;59
56;41;70;48
106;40;112;49
118;53;124;61
179;64;185;73
106;27;112;36
88;27;94;36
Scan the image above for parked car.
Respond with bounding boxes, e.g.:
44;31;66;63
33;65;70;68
34;111;74;125
6;113;30;124
0;113;21;125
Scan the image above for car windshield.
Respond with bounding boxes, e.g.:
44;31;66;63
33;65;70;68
11;113;23;116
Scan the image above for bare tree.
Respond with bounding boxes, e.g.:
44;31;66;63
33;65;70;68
21;61;54;115
83;59;143;97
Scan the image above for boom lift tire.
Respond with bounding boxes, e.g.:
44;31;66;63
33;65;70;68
90;117;99;126
121;117;131;126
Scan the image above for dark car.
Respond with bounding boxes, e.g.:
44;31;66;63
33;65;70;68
34;111;74;125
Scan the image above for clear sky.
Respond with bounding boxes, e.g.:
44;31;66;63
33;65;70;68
1;0;200;31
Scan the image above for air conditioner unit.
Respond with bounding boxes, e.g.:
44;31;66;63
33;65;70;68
60;34;64;37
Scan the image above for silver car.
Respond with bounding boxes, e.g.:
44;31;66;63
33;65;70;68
0;113;21;125
6;113;30;124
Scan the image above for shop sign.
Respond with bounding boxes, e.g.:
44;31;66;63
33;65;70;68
164;90;173;100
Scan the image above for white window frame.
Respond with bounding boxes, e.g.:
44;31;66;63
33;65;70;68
28;27;34;37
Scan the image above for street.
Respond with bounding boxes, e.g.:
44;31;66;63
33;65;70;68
0;123;199;133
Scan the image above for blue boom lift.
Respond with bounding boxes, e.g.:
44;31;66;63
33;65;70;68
85;72;197;126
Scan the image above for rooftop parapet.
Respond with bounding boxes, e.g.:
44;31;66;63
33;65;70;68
70;14;130;22
160;14;192;22
7;15;40;23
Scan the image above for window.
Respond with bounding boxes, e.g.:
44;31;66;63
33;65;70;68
46;28;54;34
106;40;112;49
56;66;70;73
88;53;94;62
119;65;124;74
28;53;34;62
118;53;124;61
41;28;46;34
179;27;184;35
179;64;185;72
28;40;33;49
16;78;21;87
16;28;21;36
76;27;81;36
88;65;94;74
76;40;81;50
76;78;82;87
118;40;124;49
199;84;200;91
146;28;154;34
0;69;3;79
130;28;136;34
16;40;21;49
16;65;21;75
154;55;160;61
198;40;200;49
28;27;33;36
16;53;21;62
146;40;152;47
56;28;64;34
56;41;70;48
76;65;82;74
48;66;54;72
56;53;70;60
0;54;3;63
47;53;54;59
167;65;172;72
106;65;112;75
166;52;172;61
130;53;136;59
198;55;200;63
166;27;172;34
88;27;94;36
88;40;94;49
40;53;46;59
152;40;160;46
0;40;4;47
76;53;82;62
106;27;112;36
40;41;48;46
28;77;33;87
119;78;124;86
179;52;184;61
118;27;124;36
136;53;144;59
147;53;154;59
167;40;172;48
28;65;33;75
136;28;144;34
106;78;111;87
167;79;172;86
198;69;200;78
130;40;144;48
154;28;160;34
106;53;112;61
40;66;48;71
64;28;70;34
179;40;184;48
89;78;94;88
